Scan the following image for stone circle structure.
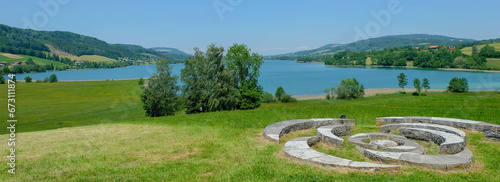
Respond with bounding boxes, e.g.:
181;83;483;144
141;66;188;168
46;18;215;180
264;116;500;171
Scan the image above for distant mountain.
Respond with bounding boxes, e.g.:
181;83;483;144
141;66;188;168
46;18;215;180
151;47;190;60
266;34;477;59
0;24;186;62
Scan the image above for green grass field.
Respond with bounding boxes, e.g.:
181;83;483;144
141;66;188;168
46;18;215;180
0;80;499;181
462;42;500;56
0;52;66;67
487;58;500;68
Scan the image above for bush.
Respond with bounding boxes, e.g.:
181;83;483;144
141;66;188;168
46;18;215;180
138;78;144;85
25;76;33;83
0;76;5;84
280;93;297;103
261;92;276;103
412;92;420;96
43;77;49;83
36;80;42;83
49;74;58;83
399;91;407;94
447;77;469;92
333;78;365;99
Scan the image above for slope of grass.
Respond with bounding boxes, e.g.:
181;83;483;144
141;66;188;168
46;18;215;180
0;80;499;181
487;58;500;68
0;52;66;67
62;55;117;63
462;42;500;56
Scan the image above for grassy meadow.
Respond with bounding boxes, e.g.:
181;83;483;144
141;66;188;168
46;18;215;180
0;80;500;181
0;52;66;67
61;55;117;63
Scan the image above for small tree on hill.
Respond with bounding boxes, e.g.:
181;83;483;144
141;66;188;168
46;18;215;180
141;59;181;117
397;73;408;92
422;78;430;91
275;86;285;101
138;78;144;86
413;78;421;94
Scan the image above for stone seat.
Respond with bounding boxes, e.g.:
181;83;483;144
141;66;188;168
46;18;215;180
380;123;467;140
283;137;400;171
399;128;465;154
263;118;355;143
316;125;351;148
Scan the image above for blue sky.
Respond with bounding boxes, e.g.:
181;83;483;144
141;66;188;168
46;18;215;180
1;0;499;55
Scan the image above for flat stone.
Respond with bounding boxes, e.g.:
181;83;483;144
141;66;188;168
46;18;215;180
317;125;351;148
369;140;398;149
348;133;407;150
399;128;465;154
377;116;500;140
399;149;473;171
363;149;403;163
283;137;399;171
380;123;467;140
263;118;355;143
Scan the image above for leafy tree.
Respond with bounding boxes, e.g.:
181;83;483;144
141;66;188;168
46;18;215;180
225;43;264;110
25;76;33;83
138;78;144;86
472;45;480;55
0;75;5;84
413;78;421;94
181;44;238;114
422;78;430;91
447;77;469;92
453;57;467;68
275;86;285;101
26;57;34;65
140;59;181;117
333;78;365;99
49;74;58;83
397;73;408;91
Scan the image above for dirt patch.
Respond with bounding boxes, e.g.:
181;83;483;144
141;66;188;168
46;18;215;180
45;44;72;56
1;53;23;59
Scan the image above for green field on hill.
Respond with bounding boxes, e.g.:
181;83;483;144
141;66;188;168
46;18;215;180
0;52;67;67
0;80;499;181
462;42;500;56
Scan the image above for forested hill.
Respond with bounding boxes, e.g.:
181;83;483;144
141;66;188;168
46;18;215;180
266;34;476;60
0;24;186;61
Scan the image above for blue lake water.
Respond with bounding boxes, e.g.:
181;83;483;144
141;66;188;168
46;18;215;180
10;60;500;96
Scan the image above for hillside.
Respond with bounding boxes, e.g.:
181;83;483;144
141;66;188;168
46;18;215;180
151;47;190;60
266;34;476;59
0;24;185;62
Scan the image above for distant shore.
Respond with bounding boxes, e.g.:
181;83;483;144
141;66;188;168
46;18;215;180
293;88;500;100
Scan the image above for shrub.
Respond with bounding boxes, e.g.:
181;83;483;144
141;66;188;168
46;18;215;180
36;80;42;83
333;78;365;99
43;77;49;83
280;93;297;103
49;74;58;83
0;76;5;84
261;92;276;103
447;77;469;92
412;92;420;96
138;78;144;85
25;76;33;83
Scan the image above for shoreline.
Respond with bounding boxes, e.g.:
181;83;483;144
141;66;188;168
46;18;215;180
293;88;499;100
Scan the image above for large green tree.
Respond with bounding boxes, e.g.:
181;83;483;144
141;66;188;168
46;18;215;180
447;77;469;93
140;59;181;117
225;43;264;109
181;44;238;114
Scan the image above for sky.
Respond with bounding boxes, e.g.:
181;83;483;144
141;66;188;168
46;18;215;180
1;0;499;56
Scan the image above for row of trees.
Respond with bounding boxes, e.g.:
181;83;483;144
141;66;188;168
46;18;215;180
319;45;496;70
141;44;264;117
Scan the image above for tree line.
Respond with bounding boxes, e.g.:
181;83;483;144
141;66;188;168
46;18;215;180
141;44;265;117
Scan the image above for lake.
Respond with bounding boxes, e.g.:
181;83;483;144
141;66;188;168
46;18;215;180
9;60;500;96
